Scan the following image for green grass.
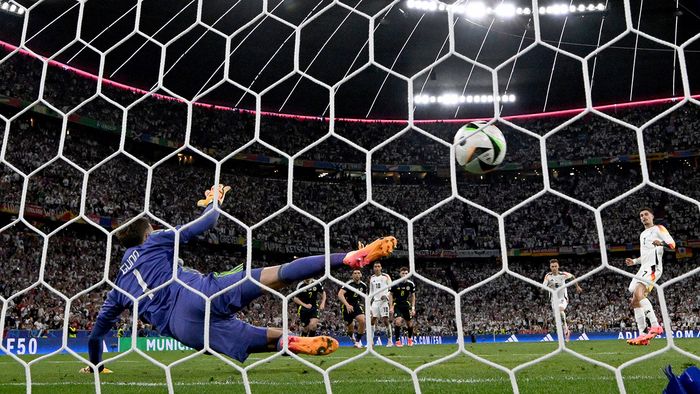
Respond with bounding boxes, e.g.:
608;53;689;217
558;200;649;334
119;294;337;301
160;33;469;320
1;339;698;393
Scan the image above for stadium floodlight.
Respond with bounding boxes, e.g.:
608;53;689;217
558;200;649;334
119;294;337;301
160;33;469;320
0;1;24;15
465;2;487;18
405;1;604;17
414;93;517;105
494;3;516;17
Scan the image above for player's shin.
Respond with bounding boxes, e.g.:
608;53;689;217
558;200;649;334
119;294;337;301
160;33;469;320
634;307;647;333
640;298;659;327
394;325;402;342
560;311;568;331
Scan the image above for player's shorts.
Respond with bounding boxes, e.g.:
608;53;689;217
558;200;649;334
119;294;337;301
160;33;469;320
168;284;266;363
298;305;320;326
341;304;364;323
393;304;412;321
166;267;270;362
371;299;390;318
557;297;568;311
628;265;662;293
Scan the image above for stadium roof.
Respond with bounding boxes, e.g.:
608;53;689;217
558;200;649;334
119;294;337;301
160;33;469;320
1;0;699;120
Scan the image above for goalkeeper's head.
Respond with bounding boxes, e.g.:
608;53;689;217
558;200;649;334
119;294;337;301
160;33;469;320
116;218;153;248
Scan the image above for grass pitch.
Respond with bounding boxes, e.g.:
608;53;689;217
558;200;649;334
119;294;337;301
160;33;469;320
1;339;698;393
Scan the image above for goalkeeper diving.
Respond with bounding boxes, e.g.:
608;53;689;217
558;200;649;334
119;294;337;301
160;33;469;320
80;184;397;374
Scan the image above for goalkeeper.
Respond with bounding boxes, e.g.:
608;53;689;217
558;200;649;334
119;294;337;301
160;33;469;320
81;184;397;373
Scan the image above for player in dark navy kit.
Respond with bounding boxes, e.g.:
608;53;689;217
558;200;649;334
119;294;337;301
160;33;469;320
293;278;326;337
391;267;416;347
338;269;368;348
80;185;398;373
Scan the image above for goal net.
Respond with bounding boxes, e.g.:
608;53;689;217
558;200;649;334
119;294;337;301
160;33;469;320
1;0;699;393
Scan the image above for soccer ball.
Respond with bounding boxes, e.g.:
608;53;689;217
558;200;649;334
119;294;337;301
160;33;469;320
454;121;507;174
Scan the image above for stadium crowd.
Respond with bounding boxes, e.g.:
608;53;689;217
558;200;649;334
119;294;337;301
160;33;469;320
1;48;699;340
3;226;698;338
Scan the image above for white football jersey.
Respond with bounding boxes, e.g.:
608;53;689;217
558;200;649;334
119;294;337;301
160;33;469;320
543;271;573;300
635;225;675;271
369;273;391;301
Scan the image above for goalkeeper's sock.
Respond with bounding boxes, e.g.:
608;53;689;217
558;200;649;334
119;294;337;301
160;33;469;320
278;254;346;284
394;326;402;342
634;307;647;334
640;298;659;327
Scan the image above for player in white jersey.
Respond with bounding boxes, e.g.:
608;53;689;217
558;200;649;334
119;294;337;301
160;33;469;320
542;259;582;342
625;207;675;345
369;262;393;347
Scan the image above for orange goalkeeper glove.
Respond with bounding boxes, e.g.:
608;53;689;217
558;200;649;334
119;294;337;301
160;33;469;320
197;184;231;207
79;366;113;374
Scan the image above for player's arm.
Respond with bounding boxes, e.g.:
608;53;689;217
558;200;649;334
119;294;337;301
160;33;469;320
292;296;310;309
83;290;126;373
293;282;311;309
564;272;583;293
164;185;230;244
179;204;220;244
149;204;221;246
653;225;676;250
410;291;416;317
625;257;640;266
385;276;394;312
338;288;353;312
319;290;326;310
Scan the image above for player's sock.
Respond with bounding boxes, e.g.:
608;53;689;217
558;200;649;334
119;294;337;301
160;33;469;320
387;324;393;341
278;254;346;284
407;326;413;337
640;298;659;327
394;326;401;342
349;331;357;342
560;311;568;331
634;307;647;334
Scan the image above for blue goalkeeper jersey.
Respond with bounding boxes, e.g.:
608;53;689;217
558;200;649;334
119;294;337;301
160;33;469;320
87;206;219;368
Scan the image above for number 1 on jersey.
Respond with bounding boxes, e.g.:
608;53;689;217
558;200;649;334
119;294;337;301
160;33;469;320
133;269;155;300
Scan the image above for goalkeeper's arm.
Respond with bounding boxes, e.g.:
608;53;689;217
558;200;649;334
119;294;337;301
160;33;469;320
84;290;125;373
179;185;231;243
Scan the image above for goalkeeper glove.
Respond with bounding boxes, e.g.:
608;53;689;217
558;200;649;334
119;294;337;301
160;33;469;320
79;366;113;374
197;184;231;207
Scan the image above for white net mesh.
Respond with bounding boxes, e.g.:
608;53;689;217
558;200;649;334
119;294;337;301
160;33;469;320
1;0;700;392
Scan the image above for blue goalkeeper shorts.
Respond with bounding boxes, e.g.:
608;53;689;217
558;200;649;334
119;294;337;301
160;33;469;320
168;268;268;362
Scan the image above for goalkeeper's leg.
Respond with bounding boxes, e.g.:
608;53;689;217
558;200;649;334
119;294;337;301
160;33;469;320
209;254;349;313
215;237;398;311
171;314;338;361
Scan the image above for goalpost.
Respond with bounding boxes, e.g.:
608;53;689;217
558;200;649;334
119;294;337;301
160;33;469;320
1;0;700;393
